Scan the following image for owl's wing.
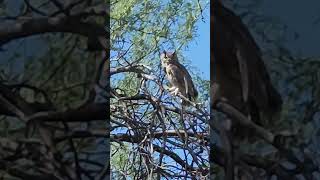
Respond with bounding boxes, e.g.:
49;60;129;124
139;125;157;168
214;1;282;118
170;61;198;100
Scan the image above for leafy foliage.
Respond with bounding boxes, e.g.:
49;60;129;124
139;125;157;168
110;0;210;179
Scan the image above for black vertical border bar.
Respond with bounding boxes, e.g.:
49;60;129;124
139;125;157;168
106;0;111;178
209;0;215;178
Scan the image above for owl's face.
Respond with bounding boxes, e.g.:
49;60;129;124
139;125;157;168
160;51;177;64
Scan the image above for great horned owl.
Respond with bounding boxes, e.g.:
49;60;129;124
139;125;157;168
160;50;198;105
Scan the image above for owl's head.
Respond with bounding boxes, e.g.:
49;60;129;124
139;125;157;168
160;50;178;63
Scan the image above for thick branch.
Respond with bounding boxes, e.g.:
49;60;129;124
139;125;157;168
0;16;107;47
29;102;108;122
215;101;274;143
213;101;319;179
111;133;195;171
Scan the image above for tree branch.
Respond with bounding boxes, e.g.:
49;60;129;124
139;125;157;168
0;16;107;47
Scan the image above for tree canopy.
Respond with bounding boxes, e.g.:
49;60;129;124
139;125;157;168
110;0;210;179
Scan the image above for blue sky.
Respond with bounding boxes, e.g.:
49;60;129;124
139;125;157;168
261;0;320;57
231;0;320;57
180;0;320;81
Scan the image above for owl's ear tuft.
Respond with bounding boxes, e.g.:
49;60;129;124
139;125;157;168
172;50;178;58
160;50;167;59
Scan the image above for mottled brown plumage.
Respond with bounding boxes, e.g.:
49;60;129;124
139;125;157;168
160;51;198;105
212;1;282;130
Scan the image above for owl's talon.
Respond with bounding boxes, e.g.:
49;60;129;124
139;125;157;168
172;88;179;96
168;87;179;95
168;87;176;92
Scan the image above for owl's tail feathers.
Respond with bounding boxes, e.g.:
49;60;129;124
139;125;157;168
182;100;189;106
180;93;195;106
267;85;283;116
181;92;198;107
183;76;198;102
259;84;283;129
193;88;198;100
187;94;196;102
187;88;198;102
